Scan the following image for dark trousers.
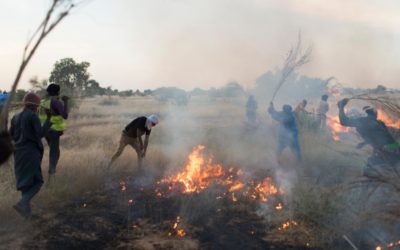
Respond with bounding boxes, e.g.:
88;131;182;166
18;182;42;214
45;130;62;174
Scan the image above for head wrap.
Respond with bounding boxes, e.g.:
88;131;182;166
146;114;159;130
23;92;41;107
322;94;329;101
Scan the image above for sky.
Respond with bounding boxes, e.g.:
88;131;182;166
0;0;399;91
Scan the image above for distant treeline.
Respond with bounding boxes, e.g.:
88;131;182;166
8;57;398;106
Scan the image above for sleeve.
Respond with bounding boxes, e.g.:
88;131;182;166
51;99;68;119
268;107;283;122
31;113;51;138
338;107;358;127
145;129;151;136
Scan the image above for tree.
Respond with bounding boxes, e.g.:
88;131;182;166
49;58;90;95
0;0;78;132
29;76;48;96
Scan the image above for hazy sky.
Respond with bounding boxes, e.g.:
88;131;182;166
0;0;399;91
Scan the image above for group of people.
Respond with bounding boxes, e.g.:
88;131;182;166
247;94;399;169
7;85;159;218
2;85;399;219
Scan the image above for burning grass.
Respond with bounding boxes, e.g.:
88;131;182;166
1;95;399;249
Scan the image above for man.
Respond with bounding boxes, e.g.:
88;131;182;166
338;98;399;168
39;84;68;178
317;94;329;130
268;102;301;162
246;95;258;124
10;92;51;218
109;115;159;168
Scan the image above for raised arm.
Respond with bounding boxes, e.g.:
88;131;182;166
337;98;358;127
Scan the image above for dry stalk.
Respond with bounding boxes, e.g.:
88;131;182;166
0;0;83;131
271;32;312;102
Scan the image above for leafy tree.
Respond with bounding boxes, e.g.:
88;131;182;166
49;58;90;94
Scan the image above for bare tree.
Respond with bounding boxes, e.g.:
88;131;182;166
0;0;80;164
271;32;312;102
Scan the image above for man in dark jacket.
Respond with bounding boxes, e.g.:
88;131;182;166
338;98;399;168
10;92;51;218
39;84;68;178
109;115;159;169
268;102;301;162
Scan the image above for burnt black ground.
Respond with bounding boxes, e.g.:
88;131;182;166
19;171;319;250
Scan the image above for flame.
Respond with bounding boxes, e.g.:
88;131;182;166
169;216;186;237
327;115;351;141
278;220;298;231
377;109;400;129
128;199;134;205
375;239;400;250
158;145;281;203
159;145;246;194
275;203;283;210
249;177;278;202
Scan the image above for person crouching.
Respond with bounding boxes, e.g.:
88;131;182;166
109;115;159;169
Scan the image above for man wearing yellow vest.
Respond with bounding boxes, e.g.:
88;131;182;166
39;84;68;178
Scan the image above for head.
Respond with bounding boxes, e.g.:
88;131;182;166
23;92;41;112
46;84;60;96
363;106;377;119
321;94;329;101
282;104;293;113
146;114;159;129
302;99;307;107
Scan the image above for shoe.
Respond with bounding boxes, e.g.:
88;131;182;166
13;203;31;219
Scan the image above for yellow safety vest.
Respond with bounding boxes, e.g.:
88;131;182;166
39;97;67;131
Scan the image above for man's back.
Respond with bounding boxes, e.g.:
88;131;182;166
124;116;150;138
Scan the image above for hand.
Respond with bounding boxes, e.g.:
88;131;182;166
45;108;52;119
141;151;146;158
61;96;69;102
337;98;349;109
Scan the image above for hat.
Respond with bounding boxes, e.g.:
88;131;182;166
146;114;159;130
23;92;41;106
46;84;60;96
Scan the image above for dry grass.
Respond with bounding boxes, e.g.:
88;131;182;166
0;95;398;249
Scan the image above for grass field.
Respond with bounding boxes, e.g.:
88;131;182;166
0;95;398;249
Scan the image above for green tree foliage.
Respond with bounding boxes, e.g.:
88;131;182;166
49;58;90;94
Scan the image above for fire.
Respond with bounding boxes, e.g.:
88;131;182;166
278;220;298;231
327;115;351;141
275;203;283;210
128;199;134;205
377;109;400;129
249;177;278;202
375;239;400;250
169;216;186;237
157;145;282;203
158;145;248;195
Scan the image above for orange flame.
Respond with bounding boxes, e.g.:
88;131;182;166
327;115;351;141
158;145;281;203
169;216;186;237
377;109;400;129
159;145;245;194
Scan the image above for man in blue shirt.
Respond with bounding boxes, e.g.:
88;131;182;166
268;102;301;162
